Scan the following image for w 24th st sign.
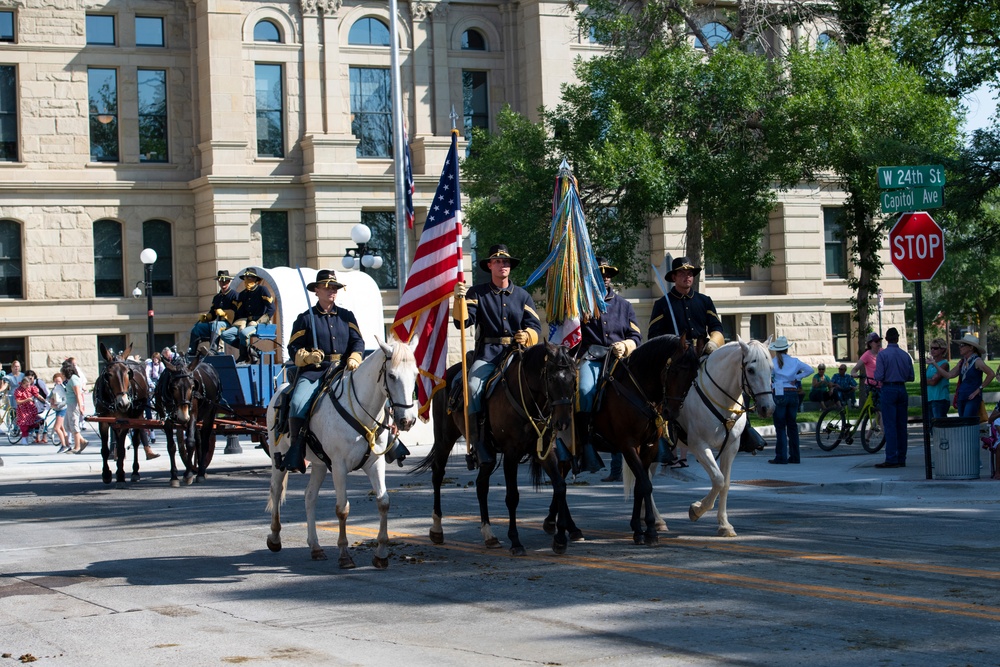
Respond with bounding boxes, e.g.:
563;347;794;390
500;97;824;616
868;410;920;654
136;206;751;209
888;211;945;282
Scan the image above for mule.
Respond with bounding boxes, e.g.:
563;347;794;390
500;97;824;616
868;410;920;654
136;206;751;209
93;343;151;487
155;352;222;487
625;336;776;538
265;338;419;570
413;342;578;556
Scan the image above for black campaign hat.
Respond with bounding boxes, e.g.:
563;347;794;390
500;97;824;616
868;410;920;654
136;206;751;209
665;256;701;282
596;256;619;278
239;268;263;281
216;270;232;282
307;269;346;292
479;244;521;272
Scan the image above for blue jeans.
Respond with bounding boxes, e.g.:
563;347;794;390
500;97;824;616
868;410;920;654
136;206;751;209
881;384;909;464
957;394;981;419
220;324;258;353
929;399;949;420
578;360;601;413
772;394;800;463
290;376;321;419
466;359;495;413
188;321;227;352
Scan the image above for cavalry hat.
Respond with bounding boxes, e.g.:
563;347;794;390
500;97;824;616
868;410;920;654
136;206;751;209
596;256;619;279
665;256;701;282
216;270;232;282
768;336;790;352
239;268;263;281
479;244;521;272
307;269;346;292
953;333;985;354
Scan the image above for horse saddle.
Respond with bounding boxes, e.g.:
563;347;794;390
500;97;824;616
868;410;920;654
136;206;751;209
447;349;516;414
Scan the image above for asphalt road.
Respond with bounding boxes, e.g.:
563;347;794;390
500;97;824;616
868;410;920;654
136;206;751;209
2;444;999;666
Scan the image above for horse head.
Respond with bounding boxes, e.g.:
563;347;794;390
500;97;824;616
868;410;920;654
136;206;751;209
659;333;701;421
99;342;137;413
542;341;577;433
161;355;201;424
740;336;775;419
377;337;420;432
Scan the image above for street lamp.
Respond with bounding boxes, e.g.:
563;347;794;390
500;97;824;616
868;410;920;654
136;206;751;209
341;223;383;273
140;248;157;358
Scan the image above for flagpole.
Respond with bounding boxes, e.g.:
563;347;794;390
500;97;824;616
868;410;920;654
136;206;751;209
446;108;472;458
389;0;409;290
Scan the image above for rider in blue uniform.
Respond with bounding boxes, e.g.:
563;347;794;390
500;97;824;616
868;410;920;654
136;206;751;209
221;269;276;363
187;270;237;354
453;244;542;467
277;269;365;474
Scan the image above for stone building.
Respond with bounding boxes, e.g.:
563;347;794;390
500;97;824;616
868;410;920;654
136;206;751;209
0;0;905;380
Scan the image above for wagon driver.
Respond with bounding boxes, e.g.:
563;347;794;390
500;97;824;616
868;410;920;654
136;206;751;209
220;269;275;363
187;270;237;355
453;244;542;468
276;269;364;474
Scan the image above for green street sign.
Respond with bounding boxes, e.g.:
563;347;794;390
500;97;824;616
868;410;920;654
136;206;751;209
880;186;944;214
877;165;946;189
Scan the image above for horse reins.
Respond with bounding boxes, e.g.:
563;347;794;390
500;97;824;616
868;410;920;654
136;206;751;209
503;348;574;460
693;347;772;457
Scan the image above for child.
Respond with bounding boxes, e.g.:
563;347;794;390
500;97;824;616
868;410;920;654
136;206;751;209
50;372;69;453
982;402;1000;480
14;375;40;444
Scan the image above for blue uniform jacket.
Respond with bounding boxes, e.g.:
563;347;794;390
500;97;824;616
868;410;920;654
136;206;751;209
580;291;641;351
455;281;542;364
648;288;723;340
287;305;365;362
205;288;238;323
233;284;275;322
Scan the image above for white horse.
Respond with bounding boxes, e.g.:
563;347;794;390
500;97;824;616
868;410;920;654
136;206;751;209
625;336;775;537
265;338;419;569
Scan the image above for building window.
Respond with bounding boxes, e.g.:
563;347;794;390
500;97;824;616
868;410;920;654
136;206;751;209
705;258;751;280
824;207;848;278
261;211;289;269
817;32;836;50
254;20;281;43
0;11;15;42
350;67;392;158
0;66;16;161
88;68;119;162
137;69;167;163
749;314;767;341
461;29;486;50
153;333;175;354
93;219;123;297
462;70;489;133
831;313;851;361
136;16;164;47
0;337;24;373
255;64;283;158
142;219;173;296
86;15;115;46
360;211;398;289
694;22;731;50
720;314;737;342
348;17;390;46
0;219;22;298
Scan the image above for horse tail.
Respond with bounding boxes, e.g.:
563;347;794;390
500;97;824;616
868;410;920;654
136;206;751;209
265;472;289;513
622;464;635;501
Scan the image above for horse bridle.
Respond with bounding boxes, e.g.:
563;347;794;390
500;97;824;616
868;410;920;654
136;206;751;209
104;359;137;405
330;352;414;449
162;368;198;414
695;346;773;426
505;348;575;456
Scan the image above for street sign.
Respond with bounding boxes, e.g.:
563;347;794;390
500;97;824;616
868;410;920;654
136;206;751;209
880;186;944;213
888;211;945;282
878;165;946;189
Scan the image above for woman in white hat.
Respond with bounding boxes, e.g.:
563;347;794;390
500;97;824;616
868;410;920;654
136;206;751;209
768;336;813;464
937;334;995;419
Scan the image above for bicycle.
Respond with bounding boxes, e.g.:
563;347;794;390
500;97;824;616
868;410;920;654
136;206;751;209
815;387;886;453
1;394;17;444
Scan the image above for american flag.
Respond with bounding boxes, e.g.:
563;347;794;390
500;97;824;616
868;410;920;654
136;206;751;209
391;129;463;419
403;124;415;229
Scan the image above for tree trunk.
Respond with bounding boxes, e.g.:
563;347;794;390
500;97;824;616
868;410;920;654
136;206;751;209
685;196;704;291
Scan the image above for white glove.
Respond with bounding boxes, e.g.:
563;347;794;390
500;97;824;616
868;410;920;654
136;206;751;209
453;282;468;299
704;340;720;355
610;341;627;358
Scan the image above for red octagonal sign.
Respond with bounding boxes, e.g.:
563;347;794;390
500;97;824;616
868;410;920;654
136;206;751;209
888;211;945;282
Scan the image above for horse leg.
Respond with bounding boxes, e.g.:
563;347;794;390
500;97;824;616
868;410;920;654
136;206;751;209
130;429;143;483
540;454;569;554
429;441;449;545
476;461;501;548
364;457;391;569
502;455;525;557
198;417;216;481
305;460;329;562
714;446;739;537
100;423;113;485
622;447;657;545
115;429;128;487
329;462;356;569
164;427;182;488
689;446;724;526
265;462;289;553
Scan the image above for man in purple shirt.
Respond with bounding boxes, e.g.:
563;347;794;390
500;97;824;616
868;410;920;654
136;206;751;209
873;327;915;468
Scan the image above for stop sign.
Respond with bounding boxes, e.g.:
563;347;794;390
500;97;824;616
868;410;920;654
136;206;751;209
888;211;945;281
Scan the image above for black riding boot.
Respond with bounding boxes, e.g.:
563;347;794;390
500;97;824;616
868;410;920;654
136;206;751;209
576;413;604;474
465;411;493;470
739;424;766;454
279;417;308;473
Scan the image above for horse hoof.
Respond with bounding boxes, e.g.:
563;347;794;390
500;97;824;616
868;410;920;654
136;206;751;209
509;546;526;557
266;537;282;553
196;475;205;484
102;471;112;484
569;530;585;542
718;527;737;538
339;555;356;569
644;532;659;546
633;532;644;545
372;556;389;570
542;518;556;535
131;473;140;483
311;549;328;561
552;538;567;555
484;537;502;549
170;479;180;488
185;474;195;486
689;506;700;522
655;520;668;532
429;529;444;545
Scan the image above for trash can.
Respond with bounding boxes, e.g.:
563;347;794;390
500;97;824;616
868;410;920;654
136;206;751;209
931;417;981;480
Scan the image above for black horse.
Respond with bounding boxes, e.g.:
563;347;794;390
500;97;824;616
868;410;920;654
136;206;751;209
414;342;578;556
93;343;151;487
155;352;222;487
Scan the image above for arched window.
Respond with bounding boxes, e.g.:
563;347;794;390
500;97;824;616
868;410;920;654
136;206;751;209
142;219;173;296
93;219;123;297
253;20;281;43
817;32;836;50
348;17;390;46
694;22;731;50
0;219;22;298
461;29;486;51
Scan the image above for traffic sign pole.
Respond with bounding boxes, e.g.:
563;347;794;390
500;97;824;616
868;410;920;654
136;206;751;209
915;283;932;481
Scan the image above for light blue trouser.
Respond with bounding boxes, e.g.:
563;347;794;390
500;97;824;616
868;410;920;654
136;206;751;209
188;321;227;351
290;376;322;419
220;325;258;351
578;360;601;413
467;359;495;413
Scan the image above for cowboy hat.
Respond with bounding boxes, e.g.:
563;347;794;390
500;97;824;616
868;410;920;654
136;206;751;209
478;244;520;272
216;270;232;282
596;256;618;279
665;256;701;282
768;336;790;352
239;268;263;281
307;269;346;292
953;333;985;354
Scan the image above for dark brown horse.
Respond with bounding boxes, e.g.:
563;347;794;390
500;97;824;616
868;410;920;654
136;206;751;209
414;341;578;556
93;343;150;486
155;352;222;487
561;334;701;545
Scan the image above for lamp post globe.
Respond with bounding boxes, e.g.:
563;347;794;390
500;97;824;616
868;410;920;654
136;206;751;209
350;223;372;245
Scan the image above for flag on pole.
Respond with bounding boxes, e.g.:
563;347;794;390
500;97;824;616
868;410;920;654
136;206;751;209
403;124;415;229
391;129;463;419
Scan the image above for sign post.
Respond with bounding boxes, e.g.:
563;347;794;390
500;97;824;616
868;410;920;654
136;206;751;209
888;211;945;480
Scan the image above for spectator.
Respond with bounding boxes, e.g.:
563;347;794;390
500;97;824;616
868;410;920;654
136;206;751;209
937;333;995;420
6;359;23;404
768;336;813;465
62;359;87;453
852;332;882;406
873;327;914;468
808;364;836;408
925;337;951;420
23;370;49;443
830;364;858;407
14;375;40;444
49;372;69;453
982;402;1000;480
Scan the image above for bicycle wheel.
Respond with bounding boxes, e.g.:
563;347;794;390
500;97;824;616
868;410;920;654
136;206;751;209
815;408;847;451
860;414;886;453
6;409;21;444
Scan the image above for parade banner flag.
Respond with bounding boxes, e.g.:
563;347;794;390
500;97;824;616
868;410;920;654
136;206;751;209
403;124;415;229
391;129;463;418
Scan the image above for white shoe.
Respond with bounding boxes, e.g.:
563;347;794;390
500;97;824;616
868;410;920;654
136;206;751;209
20;437;29;444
